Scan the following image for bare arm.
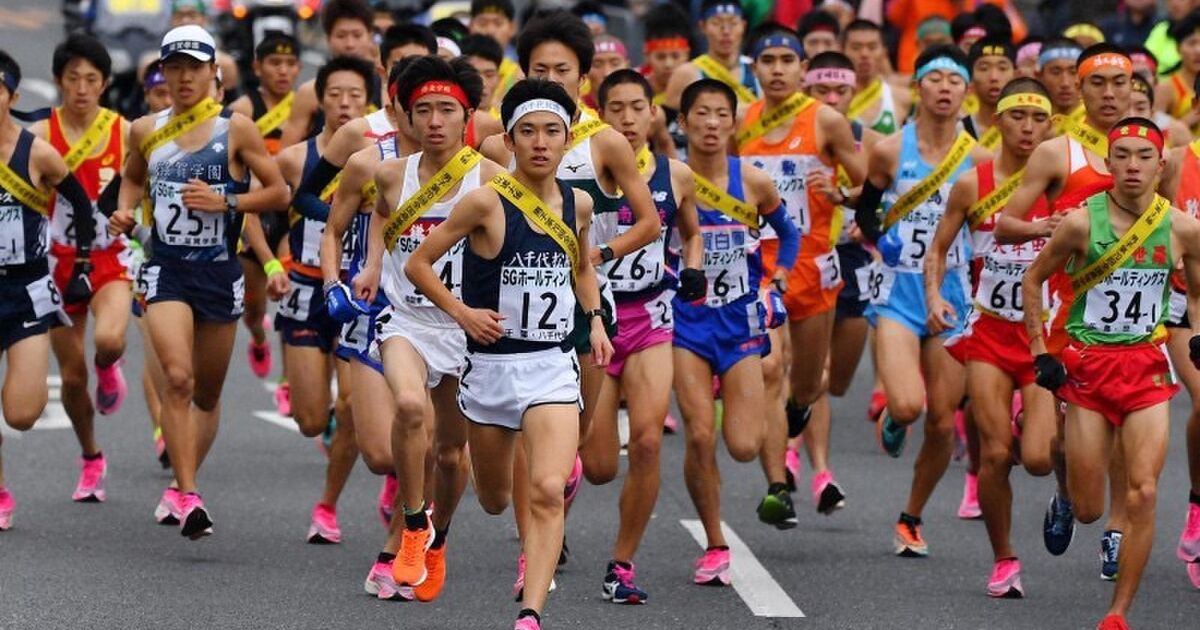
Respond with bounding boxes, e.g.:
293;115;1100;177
671;160;703;270
1023;208;1088;355
1178;211;1200;337
995;140;1062;244
662;63;699;113
925;173;974;333
110;117;151;235
821;106;866;186
278;81;318;149
319;148;375;285
229;114;289;212
356;159;407;303
597;129;660;262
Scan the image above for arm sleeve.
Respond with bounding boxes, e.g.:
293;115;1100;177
56;173;95;254
291;157;341;222
763;205;799;271
855;180;886;245
96;174;120;217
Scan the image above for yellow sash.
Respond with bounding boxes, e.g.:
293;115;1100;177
966;167;1025;230
978;124;1001;151
383;147;482;251
569;118;608;150
255;91;294;137
963;92;980;116
0;161;48;215
488;172;579;278
140;98;223;158
881;131;976;231
1052;103;1087;135
636;146;653;175
735;93;817;148
62;108;119;172
1066;120;1108;158
693;171;758;228
692;55;756;103
1190;138;1200;161
847;78;883;121
1069;194;1171;295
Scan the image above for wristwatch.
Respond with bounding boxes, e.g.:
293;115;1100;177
225;192;239;212
584;308;605;321
599;244;615;263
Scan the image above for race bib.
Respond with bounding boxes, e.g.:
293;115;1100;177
278;281;315;322
25;275;62;318
854;262;872;302
340;310;371;353
498;262;574;342
975;258;1028;322
1170;287;1188;323
1082;268;1169;334
644;290;675;330
702;224;750;307
867;262;897;306
0;205;26;265
400;231;464;307
816;250;841;290
298;219;325;268
607;225;666;293
153;180;227;248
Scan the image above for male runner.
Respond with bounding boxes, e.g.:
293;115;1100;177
143;61;172;114
407;77;611;630
581;35;629;112
638;2;692;106
854;44;991;557
842;20;909;136
964;39;1016;151
796;9;841;58
0;48;104;529
1154;10;1200;134
1037;38;1085;134
469;0;522;110
926;77;1057;596
107;25;290;539
462;34;505;113
137;0;240;102
1022;116;1200;630
674;78;798;585
738;30;864;526
662;0;760;113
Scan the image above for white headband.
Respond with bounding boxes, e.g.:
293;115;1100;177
437;37;462;58
506;98;571;133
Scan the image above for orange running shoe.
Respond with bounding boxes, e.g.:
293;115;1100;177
414;545;447;602
894;517;928;557
1096;614;1129;630
392;522;433;586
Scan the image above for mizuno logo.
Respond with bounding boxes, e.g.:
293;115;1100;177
564;163;585;173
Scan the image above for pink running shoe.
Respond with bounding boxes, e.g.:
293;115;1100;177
952;408;968;462
154;487;182;525
958;472;982;520
512;553;556;602
94;360;127;416
1188;561;1200;589
178;492;213;540
693;547;731;586
378;472;398;528
987;557;1024;598
275;382;292;417
248;339;272;379
1178;503;1200;562
364;560;415;600
785;446;801;493
72;454;107;502
866;390;887;424
154;429;170;469
307;502;342;544
564;453;583;509
0;487;14;530
514;616;541;630
663;413;678;434
811;469;846;515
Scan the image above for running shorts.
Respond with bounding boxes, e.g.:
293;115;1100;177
672;291;770;375
1057;342;1179;426
835;243;872;320
275;271;341;353
140;258;245;323
867;263;970;339
946;311;1037;386
607;290;674;378
458;346;582;431
760;239;841;320
0;269;69;350
1167;286;1190;329
335;293;389;373
50;243;131;317
373;306;466;389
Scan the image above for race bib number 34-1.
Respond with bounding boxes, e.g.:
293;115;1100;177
1082;268;1169;335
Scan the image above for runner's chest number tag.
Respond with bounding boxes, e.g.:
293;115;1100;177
976;258;1029;321
645;290;674;329
403;232;464;306
278;282;314;321
1083;268;1168;334
702;224;749;307
25;275;62;318
340;310;371;352
895;209;943;270
498;263;573;342
607;225;666;293
0;205;27;265
154;181;227;247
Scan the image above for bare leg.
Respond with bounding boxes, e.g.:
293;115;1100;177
903;336;966;518
519;404;580;614
1108;403;1170;617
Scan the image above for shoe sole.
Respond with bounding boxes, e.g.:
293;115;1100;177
181;508;213;540
693;573;731;586
365;578;415;601
602;586;647;604
958;508;982;520
1100;570;1118;581
817;485;846;515
73;491;106;503
987;585;1024;599
307;532;342;544
894;537;928;557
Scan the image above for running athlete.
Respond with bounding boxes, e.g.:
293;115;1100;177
1014;38;1042;79
675;78;799;585
137;0;240;102
407;78;611;630
1022;117;1200;630
272;56;373;545
997;44;1133;575
842;19;910;135
578;68;704;603
144;61;172;114
963;39;1016;151
469;0;522;110
662;0;760;113
363;55;501;602
462;34;505;113
1129;73;1191;149
108;25;290;539
1037;38;1085;134
1154;10;1200;134
854;44;991;557
738;30;864;527
27;35;131;503
925;77;1057;597
580;35;629;112
796;10;841;58
638;2;693;157
229;34;302;385
0;49;104;530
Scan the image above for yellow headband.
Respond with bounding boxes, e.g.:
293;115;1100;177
1064;24;1105;43
996;92;1052;115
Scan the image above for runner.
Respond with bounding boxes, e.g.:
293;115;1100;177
0;48;102;529
674;78;798;584
1014;37;1043;79
662;0;760;113
638;2;693;157
1129;73;1190;149
1154;9;1200;134
578;68;704;603
580;35;629;112
469;0;522;110
738;33;864;527
406;77;611;630
925;77;1057;596
796;9;842;58
963;39;1015;150
842;19;910;135
997;43;1134;576
144;61;172;113
137;0;240;102
461;34;505;114
1036;38;1085;135
107;25;290;539
854;44;991;557
1021;116;1200;630
25;35;131;503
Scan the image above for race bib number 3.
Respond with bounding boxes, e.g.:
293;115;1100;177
1082;268;1168;334
154;181;227;248
498;264;573;342
816;251;841;290
702;225;750;307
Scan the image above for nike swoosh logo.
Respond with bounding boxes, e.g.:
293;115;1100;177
22;320;39;328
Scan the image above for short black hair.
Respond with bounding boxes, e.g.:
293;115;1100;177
842;18;882;42
644;2;693;43
460;33;504;66
315;55;374;100
950;12;980;44
680;77;736;114
1131;73;1154;105
968;37;1015;67
255;33;300;62
471;0;514;20
914;44;971;79
431;17;470;43
973;3;1013;44
396;55;484;114
807;50;855;71
999;76;1049;100
387;55;421;103
382;24;438;61
52;33;112;82
1077;42;1131;67
517;9;594;75
321;0;373;36
1171;9;1200;42
597;68;653;108
500;77;576;130
0;49;20;96
797;10;840;40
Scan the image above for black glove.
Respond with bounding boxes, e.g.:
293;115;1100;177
1190;335;1200;370
63;257;93;305
1033;353;1067;391
677;268;706;302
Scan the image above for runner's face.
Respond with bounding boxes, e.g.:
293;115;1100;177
1039;59;1079;110
466;56;499;107
162;56;214;107
411;94;470;151
1129;91;1152;117
1080;68;1131;127
1107;136;1162;197
844;30;881;79
807;81;855;113
1016;55;1038;78
329;19;372;58
528;42;583;101
802;32;838;58
916;69;967;118
145;85;171;112
1180;32;1200;73
972;57;1014;105
680;90;735;154
753;47;803;99
997;103;1051;158
320;70;369;131
0;85;14;122
470;14;514;48
600;82;654;148
505;111;569;177
588;52;629;97
647;49;690;83
702;15;745;57
256;54;300;97
57;58;106;114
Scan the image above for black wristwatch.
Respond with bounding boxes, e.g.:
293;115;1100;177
599;244;615;263
225;191;239;212
584;308;605;321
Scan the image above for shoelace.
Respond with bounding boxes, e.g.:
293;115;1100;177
400;530;425;568
1102;536;1120;562
1049;500;1072;535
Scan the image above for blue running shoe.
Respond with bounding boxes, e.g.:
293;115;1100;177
877;414;909;458
1100;530;1122;581
320;410;337;454
602;560;647;604
1043;493;1075;556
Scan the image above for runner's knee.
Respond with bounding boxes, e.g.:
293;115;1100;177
162;364;194;399
529;474;566;514
1125;479;1158;517
582;453;618;485
625;428;662;470
393;390;426;430
3;399;44;431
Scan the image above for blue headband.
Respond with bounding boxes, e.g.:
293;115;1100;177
0;70;16;95
915;56;970;81
702;3;743;20
1038;46;1081;70
752;35;804;59
161;40;216;61
581;12;607;26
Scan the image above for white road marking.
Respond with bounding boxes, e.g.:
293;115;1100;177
1;376;70;436
253;410;300;433
680;519;805;618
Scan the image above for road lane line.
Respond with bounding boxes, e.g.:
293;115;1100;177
680;519;805;618
253;411;300;433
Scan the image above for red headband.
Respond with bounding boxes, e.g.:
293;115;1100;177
1108;123;1164;154
644;37;689;53
406;80;471;111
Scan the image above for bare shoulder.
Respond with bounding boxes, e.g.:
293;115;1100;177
668;157;694;182
478;157;506;180
28;119;48;140
229;95;253;117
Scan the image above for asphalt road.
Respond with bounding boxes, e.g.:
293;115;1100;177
2;5;1200;629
